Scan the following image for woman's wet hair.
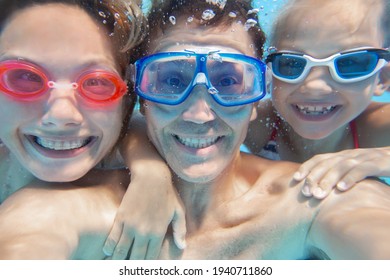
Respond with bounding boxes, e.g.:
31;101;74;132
136;0;266;60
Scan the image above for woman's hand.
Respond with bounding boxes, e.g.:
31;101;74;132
293;147;390;199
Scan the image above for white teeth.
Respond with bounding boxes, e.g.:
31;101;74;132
296;105;336;115
175;135;220;149
35;137;91;150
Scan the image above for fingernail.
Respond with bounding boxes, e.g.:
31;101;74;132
337;181;348;191
313;187;325;199
294;172;302;181
177;238;187;250
103;247;113;257
301;184;312;197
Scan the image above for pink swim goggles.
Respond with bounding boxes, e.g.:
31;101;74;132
0;60;127;103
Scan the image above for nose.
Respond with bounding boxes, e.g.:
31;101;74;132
299;67;334;95
181;85;216;124
41;86;83;128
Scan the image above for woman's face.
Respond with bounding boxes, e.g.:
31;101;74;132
0;4;125;181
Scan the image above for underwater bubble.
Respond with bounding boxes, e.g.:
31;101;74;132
247;8;259;15
244;19;257;31
228;12;237;18
208;87;219;95
98;11;106;18
102;20;107;25
208;52;223;62
202;9;216;21
206;0;227;10
169;15;176;25
187;16;194;23
267;46;277;53
114;13;120;19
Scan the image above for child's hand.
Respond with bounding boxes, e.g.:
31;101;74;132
293;147;390;199
103;173;186;260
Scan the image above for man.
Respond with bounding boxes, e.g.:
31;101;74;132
134;0;390;259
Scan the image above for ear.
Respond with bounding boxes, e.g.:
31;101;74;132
374;64;390;96
250;103;258;121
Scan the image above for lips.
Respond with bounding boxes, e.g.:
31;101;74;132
174;135;221;149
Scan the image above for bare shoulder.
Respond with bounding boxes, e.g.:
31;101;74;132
307;179;390;259
0;169;128;259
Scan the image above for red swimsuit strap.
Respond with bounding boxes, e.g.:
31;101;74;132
349;119;360;149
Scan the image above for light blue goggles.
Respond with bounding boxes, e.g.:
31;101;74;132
266;48;390;83
134;50;267;106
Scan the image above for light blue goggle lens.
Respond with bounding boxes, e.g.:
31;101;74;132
134;52;267;106
268;49;389;82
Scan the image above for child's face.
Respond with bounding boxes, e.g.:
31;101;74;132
271;3;384;140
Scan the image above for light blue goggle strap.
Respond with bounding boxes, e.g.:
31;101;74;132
135;49;267;106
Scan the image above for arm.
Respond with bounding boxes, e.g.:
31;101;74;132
307;179;390;259
103;111;186;260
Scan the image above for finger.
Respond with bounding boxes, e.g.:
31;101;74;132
103;222;123;257
294;154;334;181
172;205;187;250
337;161;380;191
145;237;164;260
111;229;135;260
128;234;149;260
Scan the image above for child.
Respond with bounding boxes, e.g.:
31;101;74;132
244;0;390;198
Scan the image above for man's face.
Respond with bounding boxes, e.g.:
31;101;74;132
142;19;258;183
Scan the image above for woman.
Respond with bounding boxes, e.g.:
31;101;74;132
0;0;184;259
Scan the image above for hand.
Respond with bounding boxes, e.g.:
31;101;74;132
293;147;390;199
103;175;186;260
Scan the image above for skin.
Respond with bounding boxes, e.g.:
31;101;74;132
0;4;131;259
0;4;123;191
244;0;390;198
141;16;390;260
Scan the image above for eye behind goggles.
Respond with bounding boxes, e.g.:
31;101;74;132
133;51;267;107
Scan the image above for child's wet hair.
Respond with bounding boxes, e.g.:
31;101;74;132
270;0;389;48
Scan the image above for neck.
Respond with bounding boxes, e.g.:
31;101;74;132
277;122;355;162
174;152;245;233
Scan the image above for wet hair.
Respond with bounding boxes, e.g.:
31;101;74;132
270;0;389;48
0;0;146;146
135;0;266;60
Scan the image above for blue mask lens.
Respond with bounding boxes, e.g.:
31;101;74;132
135;51;267;106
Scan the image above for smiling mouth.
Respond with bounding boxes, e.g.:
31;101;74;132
295;104;338;115
174;135;221;149
33;136;95;151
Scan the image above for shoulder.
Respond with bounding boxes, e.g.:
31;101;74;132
0;169;128;259
307;178;390;259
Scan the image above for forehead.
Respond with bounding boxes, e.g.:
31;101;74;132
275;2;383;55
150;18;255;55
0;3;115;68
